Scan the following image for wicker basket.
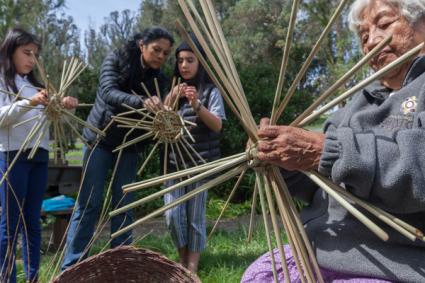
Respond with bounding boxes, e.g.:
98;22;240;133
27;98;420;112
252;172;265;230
53;246;201;283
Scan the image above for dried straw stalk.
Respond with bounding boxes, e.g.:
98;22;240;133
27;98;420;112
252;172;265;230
272;0;350;124
298;42;424;127
111;165;247;239
208;169;247;239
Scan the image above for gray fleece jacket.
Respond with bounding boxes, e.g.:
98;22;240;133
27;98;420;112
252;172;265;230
292;56;425;282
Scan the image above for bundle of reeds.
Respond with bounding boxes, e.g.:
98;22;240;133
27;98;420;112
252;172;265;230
109;1;425;282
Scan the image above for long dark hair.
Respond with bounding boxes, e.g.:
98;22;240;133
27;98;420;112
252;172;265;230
124;26;174;91
0;28;43;93
174;36;213;98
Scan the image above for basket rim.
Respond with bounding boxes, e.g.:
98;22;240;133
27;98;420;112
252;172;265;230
53;245;201;283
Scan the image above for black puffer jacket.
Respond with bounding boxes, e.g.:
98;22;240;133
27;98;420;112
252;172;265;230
83;49;169;150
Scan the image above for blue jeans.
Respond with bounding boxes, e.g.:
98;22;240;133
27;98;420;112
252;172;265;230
0;149;48;283
164;180;208;253
61;145;137;270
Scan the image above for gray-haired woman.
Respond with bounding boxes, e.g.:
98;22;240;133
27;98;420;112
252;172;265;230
242;0;425;282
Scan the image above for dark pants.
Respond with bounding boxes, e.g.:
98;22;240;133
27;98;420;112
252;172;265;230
0;149;48;283
61;145;137;270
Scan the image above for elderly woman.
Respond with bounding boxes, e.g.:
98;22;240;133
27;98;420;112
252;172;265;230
241;0;425;282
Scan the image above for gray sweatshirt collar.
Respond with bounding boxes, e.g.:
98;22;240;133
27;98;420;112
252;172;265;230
363;55;425;102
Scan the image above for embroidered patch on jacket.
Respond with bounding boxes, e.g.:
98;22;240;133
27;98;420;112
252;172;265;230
400;96;417;114
380;114;413;130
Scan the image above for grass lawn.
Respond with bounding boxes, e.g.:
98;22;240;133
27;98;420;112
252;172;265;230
135;226;280;283
49;141;84;165
36;141;287;282
15;223;284;283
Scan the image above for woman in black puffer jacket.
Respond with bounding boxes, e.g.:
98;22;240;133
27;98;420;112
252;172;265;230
62;27;174;270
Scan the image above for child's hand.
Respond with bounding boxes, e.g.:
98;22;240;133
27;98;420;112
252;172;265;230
184;86;198;106
30;89;48;106
184;86;201;111
171;83;187;98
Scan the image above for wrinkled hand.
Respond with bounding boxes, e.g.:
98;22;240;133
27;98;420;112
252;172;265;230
62;96;79;109
144;96;163;113
30;89;48;106
256;118;325;171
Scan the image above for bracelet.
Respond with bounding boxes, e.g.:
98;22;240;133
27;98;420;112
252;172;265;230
194;99;202;112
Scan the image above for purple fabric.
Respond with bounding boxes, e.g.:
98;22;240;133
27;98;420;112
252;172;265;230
241;245;394;283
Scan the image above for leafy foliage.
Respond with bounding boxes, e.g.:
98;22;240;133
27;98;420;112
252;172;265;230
1;0;364;205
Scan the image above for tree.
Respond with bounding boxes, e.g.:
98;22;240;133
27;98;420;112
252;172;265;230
84;27;108;70
100;9;137;50
0;0;82;94
298;0;364;95
222;0;289;65
137;0;165;29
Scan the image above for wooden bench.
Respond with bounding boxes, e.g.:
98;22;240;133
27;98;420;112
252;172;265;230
41;208;74;250
43;161;81;250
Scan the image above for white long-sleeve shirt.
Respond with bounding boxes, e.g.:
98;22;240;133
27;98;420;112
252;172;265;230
0;75;49;152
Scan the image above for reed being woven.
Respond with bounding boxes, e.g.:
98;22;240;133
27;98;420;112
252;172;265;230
112;78;204;176
152;110;185;143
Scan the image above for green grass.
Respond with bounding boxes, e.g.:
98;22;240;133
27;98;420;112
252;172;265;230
16;224;285;282
137;227;282;283
303;115;328;132
197;227;276;283
37;140;282;282
133;226;283;283
48;141;84;165
206;198;252;220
